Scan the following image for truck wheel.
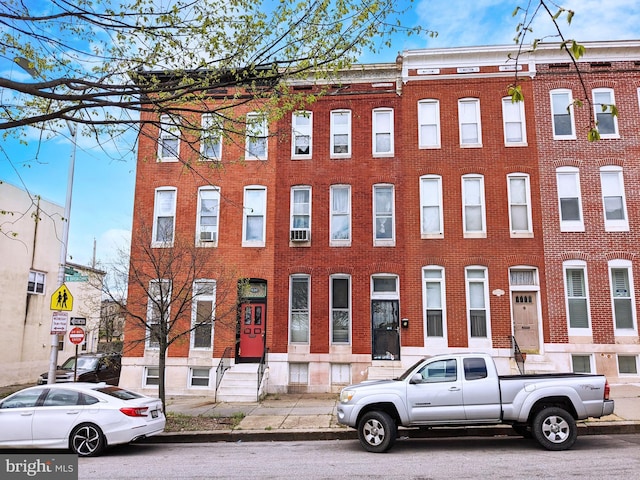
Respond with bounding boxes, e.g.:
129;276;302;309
532;407;577;451
357;411;397;453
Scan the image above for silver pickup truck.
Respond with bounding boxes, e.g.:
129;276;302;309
337;353;614;452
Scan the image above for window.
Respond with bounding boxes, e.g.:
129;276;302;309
292;111;312;158
192;280;215;349
373;184;395;245
420;175;443;237
556;167;584;232
290;186;311;241
331;275;350;344
144;367;159;386
245;112;268;160
330;185;351;245
330;110;351;157
158;114;180;160
147;279;170;349
593;88;618;138
200;113;222;160
331;364;350;384
462;175;486;236
196;187;220;245
423;267;446;339
416;359;457;383
550;89;576;139
618;355;638;375
609;260;636;333
502;97;527;145
463;357;488;380
290;275;310;343
571;354;593;373
563;261;590;332
372;108;394;156
289;363;309;384
189;368;210;387
27;271;45;294
418;99;440;148
600;166;628;231
242;186;266;246
466;267;489;340
458;98;481;146
152;188;176;245
507;174;532;235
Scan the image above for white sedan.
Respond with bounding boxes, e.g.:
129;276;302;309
0;383;165;456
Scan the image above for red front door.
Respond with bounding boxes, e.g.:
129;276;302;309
239;303;265;360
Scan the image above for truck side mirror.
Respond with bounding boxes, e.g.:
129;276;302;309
410;373;423;384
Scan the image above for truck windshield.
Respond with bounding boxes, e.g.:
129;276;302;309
61;357;98;371
396;358;429;381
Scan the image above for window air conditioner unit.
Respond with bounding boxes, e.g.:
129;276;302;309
290;228;310;242
200;231;217;242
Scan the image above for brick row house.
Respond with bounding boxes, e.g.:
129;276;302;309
120;40;640;398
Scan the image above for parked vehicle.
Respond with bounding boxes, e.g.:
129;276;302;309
337;353;614;453
37;353;121;385
0;383;165;456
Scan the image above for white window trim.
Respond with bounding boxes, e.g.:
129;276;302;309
617;355;639;376
556;167;584;232
157;114;180;161
289;274;311;345
600;166;629;232
146;279;171;350
502;96;527;146
330;184;351;246
290;186;312;243
373;184;395;246
27;270;46;295
242;185;267;247
420;175;444;238
152;187;177;247
422;266;448;346
458;98;482;147
462;174;486;238
571;354;595;374
188;367;211;388
195;186;220;247
550;89;576;140
200;113;222;160
330;109;352;158
418;99;441;149
190;279;216;350
330;274;351;345
609;259;637;336
245;112;268;160
507;173;533;237
292;111;313;159
144;367;160;387
592;87;619;139
372;108;394;157
563;260;592;336
465;266;491;348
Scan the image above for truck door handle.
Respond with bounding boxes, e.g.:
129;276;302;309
448;387;461;392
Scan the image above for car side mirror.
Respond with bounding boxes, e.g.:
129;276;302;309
410;373;423;384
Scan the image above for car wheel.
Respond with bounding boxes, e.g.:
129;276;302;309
357;411;397;453
532;407;577;451
70;423;106;457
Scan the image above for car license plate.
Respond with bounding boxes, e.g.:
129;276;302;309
151;410;158;418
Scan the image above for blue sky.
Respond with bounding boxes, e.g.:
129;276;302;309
2;0;640;270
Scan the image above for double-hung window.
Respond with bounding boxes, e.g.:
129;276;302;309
290;275;310;343
242;186;266;246
600;166;628;231
609;260;636;334
556;167;584;232
373;184;395;245
593;88;618;138
192;280;215;349
147;279;171;349
196;187;220;245
458;98;481;146
465;267;489;342
245;112;268;160
420;175;443;237
292;111;312;158
372;108;394;156
330;185;351;245
158;114;180;161
502;97;527;145
27;271;45;294
330;275;351;344
330;110;351;158
507;173;532;236
152;187;177;246
418;99;440;148
423;266;446;341
462;175;486;237
563;261;591;333
201;113;222;160
290;186;311;242
550;89;576;139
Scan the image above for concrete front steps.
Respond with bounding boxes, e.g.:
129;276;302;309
216;363;266;402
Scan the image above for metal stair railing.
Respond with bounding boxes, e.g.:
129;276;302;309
511;335;525;375
215;346;233;401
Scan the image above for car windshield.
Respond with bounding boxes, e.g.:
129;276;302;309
95;386;144;400
61;357;98;371
395;357;429;381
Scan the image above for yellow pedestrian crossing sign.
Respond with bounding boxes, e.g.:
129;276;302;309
51;284;73;311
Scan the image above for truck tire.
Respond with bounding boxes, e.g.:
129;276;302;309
357;411;397;453
532;407;577;451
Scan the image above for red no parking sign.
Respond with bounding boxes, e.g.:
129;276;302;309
69;326;85;345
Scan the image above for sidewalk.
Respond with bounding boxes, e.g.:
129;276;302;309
150;383;640;444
